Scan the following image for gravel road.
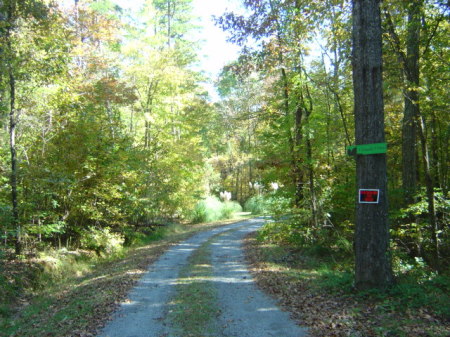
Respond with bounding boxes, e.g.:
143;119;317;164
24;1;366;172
98;218;308;337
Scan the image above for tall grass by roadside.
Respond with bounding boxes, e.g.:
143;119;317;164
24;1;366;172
188;196;242;223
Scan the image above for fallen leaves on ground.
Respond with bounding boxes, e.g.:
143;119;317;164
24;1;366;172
243;233;449;337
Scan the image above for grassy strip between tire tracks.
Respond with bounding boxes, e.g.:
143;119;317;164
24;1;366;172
166;223;251;337
0;216;252;337
166;238;220;337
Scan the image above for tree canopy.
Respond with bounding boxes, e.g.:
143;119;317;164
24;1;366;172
0;0;448;286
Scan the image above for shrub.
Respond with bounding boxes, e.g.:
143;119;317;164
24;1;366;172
189;196;242;224
258;221;308;246
244;194;292;217
79;227;124;256
244;195;268;214
265;195;291;219
221;201;242;219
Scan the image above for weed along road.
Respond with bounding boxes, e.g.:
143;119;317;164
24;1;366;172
98;218;308;337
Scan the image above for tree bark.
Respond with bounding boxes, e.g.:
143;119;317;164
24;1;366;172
402;0;422;205
301;80;318;227
352;0;393;290
416;114;440;271
293;102;304;207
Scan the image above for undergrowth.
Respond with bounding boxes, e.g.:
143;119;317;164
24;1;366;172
255;221;450;335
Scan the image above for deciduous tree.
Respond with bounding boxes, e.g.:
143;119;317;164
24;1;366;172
352;0;393;290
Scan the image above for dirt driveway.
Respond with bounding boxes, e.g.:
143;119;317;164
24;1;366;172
98;218;308;337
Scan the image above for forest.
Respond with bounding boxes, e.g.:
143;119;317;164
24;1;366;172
0;0;449;332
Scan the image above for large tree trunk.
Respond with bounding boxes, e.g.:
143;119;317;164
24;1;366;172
352;0;393;290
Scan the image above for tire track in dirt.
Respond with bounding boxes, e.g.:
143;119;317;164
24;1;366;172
98;218;308;337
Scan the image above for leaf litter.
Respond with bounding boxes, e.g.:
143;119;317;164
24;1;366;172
243;233;449;337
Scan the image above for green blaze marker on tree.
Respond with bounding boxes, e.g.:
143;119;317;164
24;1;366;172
347;142;387;156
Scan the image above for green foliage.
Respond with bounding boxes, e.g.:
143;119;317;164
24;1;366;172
0;0;217;255
0;0;447;315
0;254;47;319
220;200;243;219
254;239;449;336
315;268;354;293
244;194;291;217
244;195;268;214
389;278;450;317
258;209;355;264
33;248;93;286
0;271;19;318
0;205;13;242
26;221;66;239
258;221;305;246
79;227;124;256
264;195;291;218
188;196;242;224
391;189;450;266
189;196;223;223
394;189;449;223
355;272;450;318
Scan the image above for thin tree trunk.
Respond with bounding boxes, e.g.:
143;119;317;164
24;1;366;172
9;70;21;255
402;0;422;205
306;136;317;226
130;109;134;134
268;0;303;207
166;0;172;47
385;1;440;268
301;79;318;227
416;114;440;271
144;120;150;148
293;103;304;207
429;110;440;189
235;166;240;203
352;0;393;290
143;80;157;149
281;64;303;207
239;167;243;204
248;124;253;199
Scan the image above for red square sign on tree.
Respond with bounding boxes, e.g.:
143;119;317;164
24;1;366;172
359;189;380;204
